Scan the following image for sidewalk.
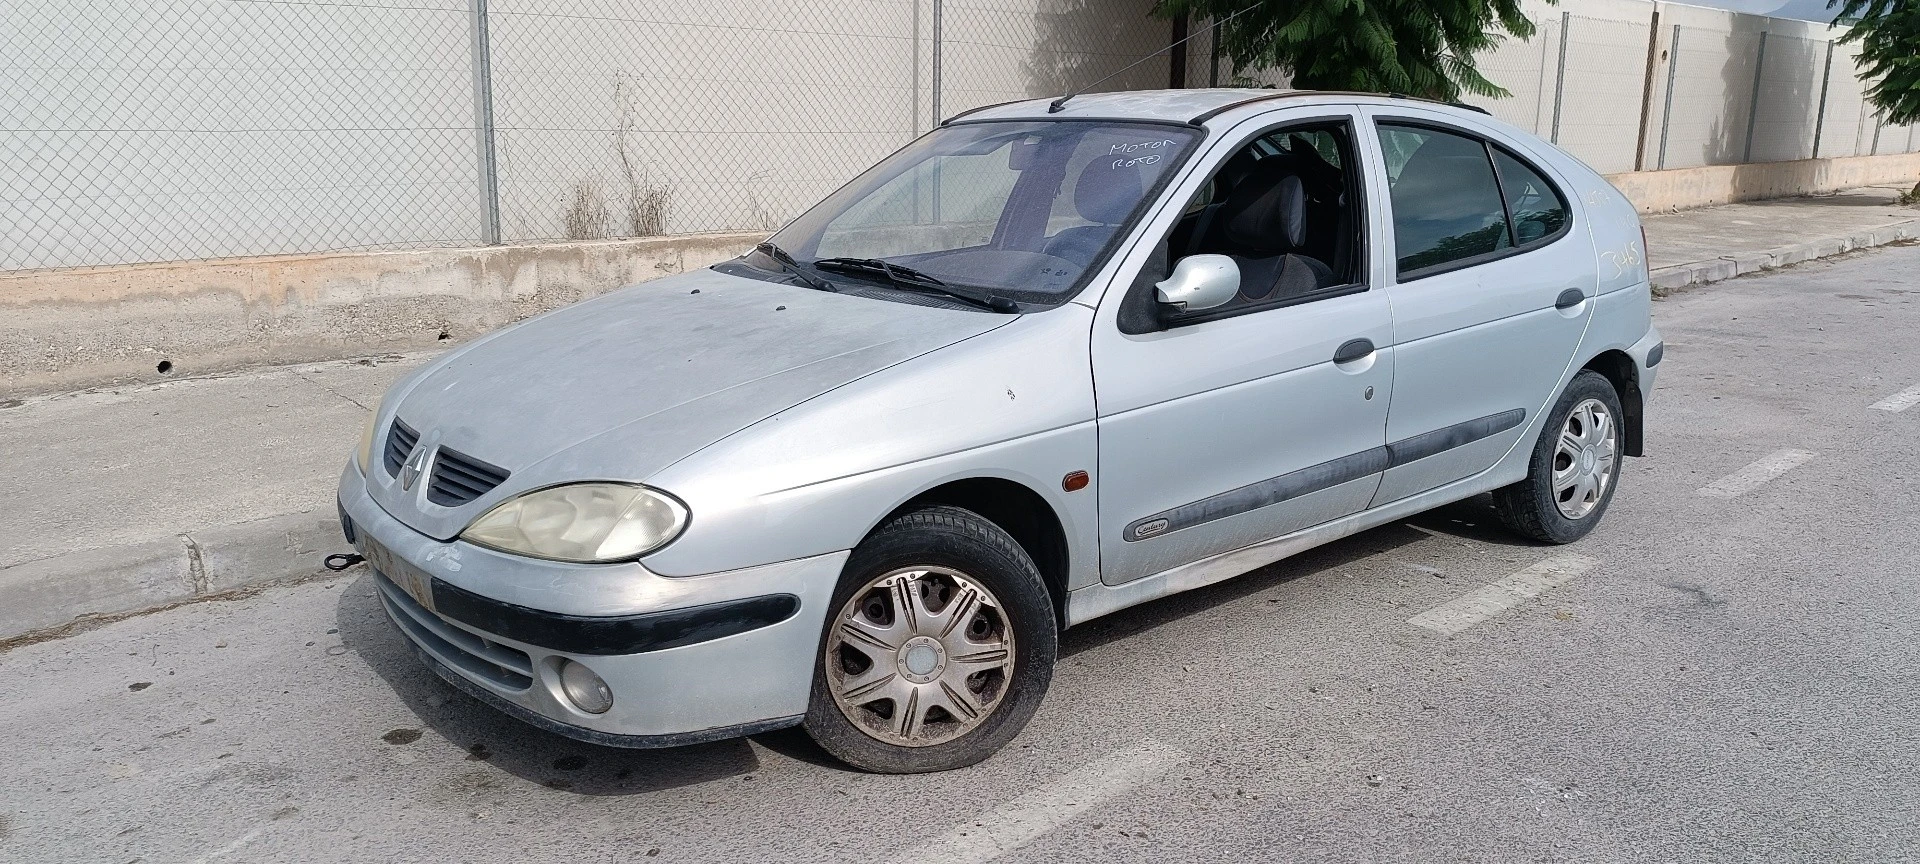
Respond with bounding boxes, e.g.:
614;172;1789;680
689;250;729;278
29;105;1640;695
2;187;1916;644
1642;183;1917;293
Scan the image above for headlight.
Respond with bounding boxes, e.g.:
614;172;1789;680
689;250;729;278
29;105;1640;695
355;412;378;474
460;483;688;563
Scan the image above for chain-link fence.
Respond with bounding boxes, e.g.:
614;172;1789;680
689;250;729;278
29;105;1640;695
1;0;481;271
5;0;1917;273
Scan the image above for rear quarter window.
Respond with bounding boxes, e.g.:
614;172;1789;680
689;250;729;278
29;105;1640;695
1379;123;1573;280
1491;147;1570;246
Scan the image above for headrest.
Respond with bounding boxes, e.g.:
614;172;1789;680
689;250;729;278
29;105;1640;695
1073;158;1144;225
1388;134;1493;218
1218;162;1307;255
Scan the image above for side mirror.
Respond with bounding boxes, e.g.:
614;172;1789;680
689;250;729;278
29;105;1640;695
1154;254;1239;312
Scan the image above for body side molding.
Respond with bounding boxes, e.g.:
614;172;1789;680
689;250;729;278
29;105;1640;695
1120;409;1525;543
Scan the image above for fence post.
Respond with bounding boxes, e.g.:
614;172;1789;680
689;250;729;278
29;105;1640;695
469;0;501;246
1811;40;1834;158
1741;31;1767;163
930;0;943;127
911;0;922;137
1549;11;1571;144
1632;8;1662;171
1657;24;1680;170
1169;13;1188;88
1210;21;1221;87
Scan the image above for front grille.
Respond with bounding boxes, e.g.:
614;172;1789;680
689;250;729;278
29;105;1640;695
374;573;533;691
427;447;510;507
383;419;419;477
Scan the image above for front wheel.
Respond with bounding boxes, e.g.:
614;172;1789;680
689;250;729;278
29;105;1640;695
1494;370;1625;544
803;506;1056;773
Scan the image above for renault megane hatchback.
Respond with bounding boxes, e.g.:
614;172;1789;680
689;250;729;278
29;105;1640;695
338;89;1661;773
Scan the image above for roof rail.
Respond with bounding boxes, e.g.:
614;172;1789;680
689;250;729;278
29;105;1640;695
940;98;1026;126
1189;89;1493;123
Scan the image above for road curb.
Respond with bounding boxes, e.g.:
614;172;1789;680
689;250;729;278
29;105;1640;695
0;509;350;645
1650;219;1918;295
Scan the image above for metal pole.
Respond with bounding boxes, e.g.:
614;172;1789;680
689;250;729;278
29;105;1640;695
1742;32;1767;163
911;0;921;138
1168;13;1187;89
1209;20;1220;87
1632;8;1662;171
1871;111;1883;154
469;0;500;246
1657;24;1680;170
930;0;943;127
1535;17;1553;133
1811;40;1834;159
1550;11;1571;144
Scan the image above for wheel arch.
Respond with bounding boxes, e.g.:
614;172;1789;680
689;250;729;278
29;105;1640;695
1581;349;1643;457
880;477;1071;628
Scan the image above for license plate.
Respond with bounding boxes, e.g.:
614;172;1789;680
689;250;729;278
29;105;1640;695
360;536;436;613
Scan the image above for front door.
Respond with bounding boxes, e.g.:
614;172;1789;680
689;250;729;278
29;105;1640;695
1090;111;1395;586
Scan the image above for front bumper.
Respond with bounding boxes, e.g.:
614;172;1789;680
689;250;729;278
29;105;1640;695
338;464;845;745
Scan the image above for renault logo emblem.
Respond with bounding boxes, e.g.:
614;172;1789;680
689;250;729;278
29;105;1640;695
400;444;429;491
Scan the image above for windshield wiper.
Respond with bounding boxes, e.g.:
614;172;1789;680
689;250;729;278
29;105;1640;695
753;242;837;294
811;257;1019;313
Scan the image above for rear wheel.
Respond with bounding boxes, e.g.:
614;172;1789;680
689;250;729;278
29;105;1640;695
1494;370;1625;544
803;506;1056;773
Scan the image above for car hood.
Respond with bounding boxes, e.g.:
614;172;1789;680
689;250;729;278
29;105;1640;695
369;267;1011;540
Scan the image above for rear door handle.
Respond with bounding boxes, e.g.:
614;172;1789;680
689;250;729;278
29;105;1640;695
1333;338;1374;364
1555;288;1586;310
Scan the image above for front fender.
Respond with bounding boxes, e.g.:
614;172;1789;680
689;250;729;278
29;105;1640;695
640;307;1100;585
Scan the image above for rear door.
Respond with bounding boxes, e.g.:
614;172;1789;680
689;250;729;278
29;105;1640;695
1357;108;1596;505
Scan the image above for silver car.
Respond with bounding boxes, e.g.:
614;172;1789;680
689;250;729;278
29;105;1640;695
337;89;1661;773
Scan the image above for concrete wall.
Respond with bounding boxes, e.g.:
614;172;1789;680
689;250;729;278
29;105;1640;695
1459;0;1920;175
1609;152;1920;213
0;232;759;397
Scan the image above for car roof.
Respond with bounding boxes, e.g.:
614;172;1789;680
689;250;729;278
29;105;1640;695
945;88;1480;127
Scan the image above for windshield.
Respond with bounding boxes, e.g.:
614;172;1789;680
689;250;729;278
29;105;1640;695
763;121;1200;304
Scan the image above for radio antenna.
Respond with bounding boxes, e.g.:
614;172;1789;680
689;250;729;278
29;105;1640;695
1048;5;1258;113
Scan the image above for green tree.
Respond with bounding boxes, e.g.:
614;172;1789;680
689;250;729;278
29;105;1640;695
1833;0;1920;125
1156;0;1541;102
1830;0;1920;202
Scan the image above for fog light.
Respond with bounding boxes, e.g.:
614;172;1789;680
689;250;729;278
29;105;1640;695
558;659;612;714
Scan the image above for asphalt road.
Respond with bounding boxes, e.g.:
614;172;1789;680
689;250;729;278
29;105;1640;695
4;245;1918;864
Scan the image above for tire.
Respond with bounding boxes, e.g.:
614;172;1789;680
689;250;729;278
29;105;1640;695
803;505;1057;773
1494;370;1626;544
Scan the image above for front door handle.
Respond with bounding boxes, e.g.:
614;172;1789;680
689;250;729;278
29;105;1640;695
1555;288;1586;310
1333;338;1375;364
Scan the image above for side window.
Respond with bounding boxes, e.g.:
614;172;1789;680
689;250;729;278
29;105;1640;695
1492;148;1569;246
1377;124;1511;278
1119;119;1367;332
1169;123;1363;297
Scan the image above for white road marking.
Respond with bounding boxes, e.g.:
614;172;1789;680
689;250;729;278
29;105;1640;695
895;740;1184;864
1696;448;1817;498
1869;383;1920;412
1407;554;1600;636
